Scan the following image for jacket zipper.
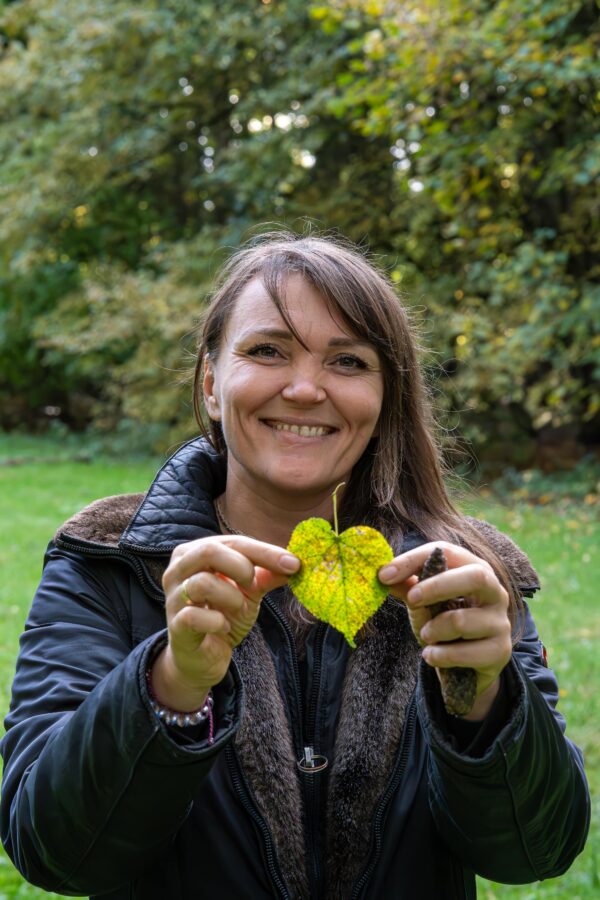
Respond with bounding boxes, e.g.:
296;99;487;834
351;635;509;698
265;599;328;898
302;621;327;898
57;533;170;558
350;699;418;899
225;744;290;899
56;535;166;602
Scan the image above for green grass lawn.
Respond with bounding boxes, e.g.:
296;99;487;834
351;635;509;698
0;436;597;898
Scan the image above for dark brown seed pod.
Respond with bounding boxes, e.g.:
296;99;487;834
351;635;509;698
419;547;477;717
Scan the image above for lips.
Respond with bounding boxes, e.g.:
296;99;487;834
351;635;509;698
262;419;336;437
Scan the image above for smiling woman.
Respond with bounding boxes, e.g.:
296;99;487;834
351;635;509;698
201;275;384;537
0;231;589;900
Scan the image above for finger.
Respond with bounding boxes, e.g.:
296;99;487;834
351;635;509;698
378;542;492;586
216;536;300;574
402;605;432;646
170;604;231;650
164;537;299;593
419;606;509;645
170;571;246;616
406;564;507;609
165;542;254;592
422;636;512;671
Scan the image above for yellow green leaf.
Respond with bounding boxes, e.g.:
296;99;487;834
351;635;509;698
287;518;394;648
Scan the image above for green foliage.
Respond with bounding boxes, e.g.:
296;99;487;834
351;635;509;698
311;0;600;446
0;0;598;456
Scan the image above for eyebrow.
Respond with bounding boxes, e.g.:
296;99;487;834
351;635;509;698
242;328;375;350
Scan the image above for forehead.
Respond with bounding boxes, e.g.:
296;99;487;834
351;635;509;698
225;274;356;339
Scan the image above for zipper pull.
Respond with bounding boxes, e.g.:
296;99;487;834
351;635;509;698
297;745;328;773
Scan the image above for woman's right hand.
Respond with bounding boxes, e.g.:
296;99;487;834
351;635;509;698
150;536;300;712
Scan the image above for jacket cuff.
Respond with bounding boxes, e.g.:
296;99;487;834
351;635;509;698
138;632;243;760
417;656;527;768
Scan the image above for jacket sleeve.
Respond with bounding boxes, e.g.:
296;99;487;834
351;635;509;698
0;545;243;896
416;601;590;884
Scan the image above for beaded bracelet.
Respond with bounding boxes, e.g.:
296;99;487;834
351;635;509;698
145;668;214;744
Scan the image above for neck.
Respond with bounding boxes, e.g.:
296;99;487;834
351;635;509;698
217;473;339;547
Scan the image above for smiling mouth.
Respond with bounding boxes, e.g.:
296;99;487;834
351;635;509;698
263;420;336;437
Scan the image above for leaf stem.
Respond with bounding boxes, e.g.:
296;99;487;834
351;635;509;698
332;482;345;536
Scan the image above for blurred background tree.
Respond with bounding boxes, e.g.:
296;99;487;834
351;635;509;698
0;0;598;468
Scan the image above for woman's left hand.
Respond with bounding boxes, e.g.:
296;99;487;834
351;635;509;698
379;542;513;721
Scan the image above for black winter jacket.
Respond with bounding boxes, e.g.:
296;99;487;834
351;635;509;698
1;440;590;899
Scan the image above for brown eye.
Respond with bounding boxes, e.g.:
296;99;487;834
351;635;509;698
334;354;368;370
247;344;282;359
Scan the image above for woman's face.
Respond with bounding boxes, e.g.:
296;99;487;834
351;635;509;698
203;275;384;505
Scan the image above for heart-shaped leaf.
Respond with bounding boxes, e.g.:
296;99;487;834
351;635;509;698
287;517;394;648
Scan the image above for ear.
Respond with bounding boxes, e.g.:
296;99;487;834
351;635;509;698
202;358;221;421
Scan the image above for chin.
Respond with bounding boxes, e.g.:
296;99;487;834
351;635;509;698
266;468;342;498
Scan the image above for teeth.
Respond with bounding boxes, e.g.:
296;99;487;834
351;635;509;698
273;422;330;437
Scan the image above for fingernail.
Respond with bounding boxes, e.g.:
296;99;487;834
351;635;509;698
378;565;397;583
280;554;300;573
407;586;422;604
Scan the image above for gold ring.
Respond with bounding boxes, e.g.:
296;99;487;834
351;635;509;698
181;577;192;605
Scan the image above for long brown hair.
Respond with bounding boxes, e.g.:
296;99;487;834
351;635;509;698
192;230;523;623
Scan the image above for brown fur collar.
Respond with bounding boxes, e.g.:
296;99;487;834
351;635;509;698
56;496;539;898
233;599;421;900
55;493;146;547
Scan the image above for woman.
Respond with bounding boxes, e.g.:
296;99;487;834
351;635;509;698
0;233;589;899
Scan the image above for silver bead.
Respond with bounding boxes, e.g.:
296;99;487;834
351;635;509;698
149;688;213;728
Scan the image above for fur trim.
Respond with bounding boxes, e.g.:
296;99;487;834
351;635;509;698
232;601;419;900
54;494;145;546
466;516;540;592
326;600;420;898
233;629;309;899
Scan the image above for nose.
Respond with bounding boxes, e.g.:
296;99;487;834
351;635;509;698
281;361;326;404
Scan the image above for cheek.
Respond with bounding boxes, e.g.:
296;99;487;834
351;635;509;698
355;386;383;429
220;372;263;409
